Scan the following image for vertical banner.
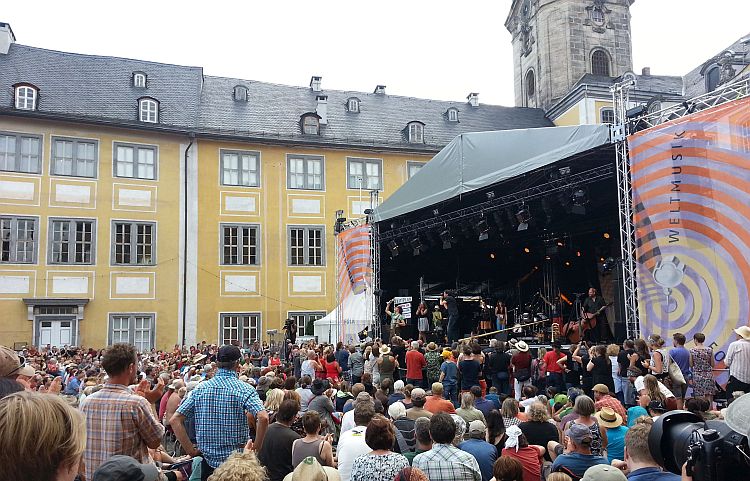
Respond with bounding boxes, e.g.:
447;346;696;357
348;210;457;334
628;97;750;380
335;224;373;343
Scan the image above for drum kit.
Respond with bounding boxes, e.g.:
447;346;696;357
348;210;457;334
508;291;583;344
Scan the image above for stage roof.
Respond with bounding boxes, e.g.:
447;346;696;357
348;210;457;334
372;124;612;222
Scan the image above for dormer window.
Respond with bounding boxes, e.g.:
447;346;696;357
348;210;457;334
14;84;37;110
446;108;459;122
133;72;147;88
407;122;424;144
138;98;159;123
301;113;320;135
347;98;360;113
234;85;248;102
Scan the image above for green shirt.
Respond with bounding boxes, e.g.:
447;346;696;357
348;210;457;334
404;448;428;465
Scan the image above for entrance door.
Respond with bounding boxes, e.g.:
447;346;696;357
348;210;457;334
37;318;75;348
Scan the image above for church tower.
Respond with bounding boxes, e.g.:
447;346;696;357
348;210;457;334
505;0;635;112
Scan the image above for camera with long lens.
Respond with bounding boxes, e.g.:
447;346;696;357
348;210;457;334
649;411;750;481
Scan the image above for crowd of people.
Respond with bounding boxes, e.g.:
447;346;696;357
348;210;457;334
0;323;749;481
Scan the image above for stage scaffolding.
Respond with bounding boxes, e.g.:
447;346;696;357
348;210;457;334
611;75;750;340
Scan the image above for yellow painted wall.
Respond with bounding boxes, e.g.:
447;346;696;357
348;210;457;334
195;139;431;344
553;104;581;126
0;118;183;349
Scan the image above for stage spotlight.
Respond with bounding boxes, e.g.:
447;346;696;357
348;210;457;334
571;188;589;215
603;232;611;239
516;204;531;231
410;236;423;256
439;228;453;249
545;255;551;260
486;191;495;200
556;240;564;247
523;247;531;253
564;261;572;267
576;251;582;257
490;253;496;259
388;240;399;257
599;257;606;262
602;257;619;272
432;208;440;216
477;218;489;241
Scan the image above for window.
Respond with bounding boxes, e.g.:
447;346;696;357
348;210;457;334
48;219;95;265
51;137;97;178
109;314;154;351
0;132;41;173
221;224;259;265
133;72;147;88
221;313;261;347
287;154;324;190
706;66;721;92
221;150;260;187
408;122;424;143
600;108;615;124
138;98;159;123
446;108;459;122
289;225;325;266
0;216;37;264
591;7;605;25
591;50;611;76
112;221;155;265
234;85;248;102
347;157;382;190
289;311;325;337
347;98;360;113
302;115;320;135
526;70;536;101
14;85;37;110
407;161;425;179
114;143;157;180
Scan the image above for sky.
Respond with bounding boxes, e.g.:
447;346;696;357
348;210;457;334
4;1;749;106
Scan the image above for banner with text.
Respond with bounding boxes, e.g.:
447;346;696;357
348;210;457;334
628;97;750;381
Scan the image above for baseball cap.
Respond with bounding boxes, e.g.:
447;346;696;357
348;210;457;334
411;388;426;400
468;420;486;436
592;384;610;395
217;345;241;362
92;455;159;481
581;464;627;481
0;346;23;378
565;423;592;446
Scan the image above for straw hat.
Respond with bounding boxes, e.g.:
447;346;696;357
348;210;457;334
595;407;623;428
283;456;340;481
516;341;529;352
427;342;437;352
379;345;391;355
735;326;750;341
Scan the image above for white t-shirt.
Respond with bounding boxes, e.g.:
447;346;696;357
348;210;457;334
340;409;356;434
634;376;674;398
337;426;370;481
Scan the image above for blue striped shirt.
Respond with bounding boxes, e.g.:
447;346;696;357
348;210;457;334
176;368;265;467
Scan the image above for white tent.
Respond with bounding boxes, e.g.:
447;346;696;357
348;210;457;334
314;289;372;344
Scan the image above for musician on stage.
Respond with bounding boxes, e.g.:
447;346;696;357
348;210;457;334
582;288;612;343
441;290;460;343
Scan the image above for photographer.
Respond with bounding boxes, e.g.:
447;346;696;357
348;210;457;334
611;420;680;481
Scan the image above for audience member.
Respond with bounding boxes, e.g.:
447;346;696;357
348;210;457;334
407;388;433;420
562;395;607;457
548;423;608;479
472;384;497;418
350;416;409;481
284;456;340;481
426;382;457;413
501;425;544;481
413;412;482;481
337;400;376;481
405;417;433;465
519;401;560;462
440;349;460;406
491;456;524;481
457;391;487;425
291;411;334;468
389;401;417;452
459;420;498;481
205;452;267;481
592;384;628;424
611;420;680;481
595;407;628;463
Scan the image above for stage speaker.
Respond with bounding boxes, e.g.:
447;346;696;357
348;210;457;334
610;268;628;342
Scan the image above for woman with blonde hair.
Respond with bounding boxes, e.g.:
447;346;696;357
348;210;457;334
456;391;486;425
265;388;285;423
0;391;86;481
207;451;267;481
501;397;525;428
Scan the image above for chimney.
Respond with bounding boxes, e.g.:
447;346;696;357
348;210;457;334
641;67;651;76
467;92;479;107
316;95;328;125
310;76;322;92
0;22;15;55
374;85;386;95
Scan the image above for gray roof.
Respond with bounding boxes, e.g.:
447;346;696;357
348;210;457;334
0;44;204;129
683;33;750;98
572;73;684;97
0;43;552;151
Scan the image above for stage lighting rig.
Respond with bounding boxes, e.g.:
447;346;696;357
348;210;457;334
571;188;589;215
516;203;531;231
439;227;453;249
410;236;424;256
477;217;489;241
388;240;399;257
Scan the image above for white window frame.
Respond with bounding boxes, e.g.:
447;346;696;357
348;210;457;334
288;225;325;266
220;313;261;347
407;161;426;179
0;131;42;174
288;311;325;338
302;115;320;135
139;98;159;123
133;73;147;88
47;218;96;265
234;85;248;102
109;313;155;351
220;149;260;187
51;136;98;178
287;154;325;190
220;223;260;266
600;108;615;124
447;109;459;122
15;85;37;110
111;220;156;266
346;157;383;190
0;216;38;264
408;122;424;143
347;98;360;113
113;142;158;180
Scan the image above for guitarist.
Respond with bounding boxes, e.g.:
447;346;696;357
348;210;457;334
582;287;612;343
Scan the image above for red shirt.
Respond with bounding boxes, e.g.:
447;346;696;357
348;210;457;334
406;350;426;379
502;446;543;481
543;351;566;374
424;395;456;414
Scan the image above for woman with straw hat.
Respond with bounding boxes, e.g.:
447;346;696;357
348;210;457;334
594;406;627;463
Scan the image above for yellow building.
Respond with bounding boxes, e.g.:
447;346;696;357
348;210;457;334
0;22;553;349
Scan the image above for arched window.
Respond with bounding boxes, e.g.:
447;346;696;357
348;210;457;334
591;7;605;25
525;70;536;102
347;98;360;113
705;66;721;92
600;108;615;124
14;85;37;110
133;72;147;88
233;85;248;102
591;50;611;76
446;108;459;122
407;122;424;143
138;98;159;123
301;114;320;135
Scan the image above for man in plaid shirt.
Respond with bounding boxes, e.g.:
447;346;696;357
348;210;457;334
592;384;628;424
172;344;269;481
81;343;164;481
413;412;481;481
